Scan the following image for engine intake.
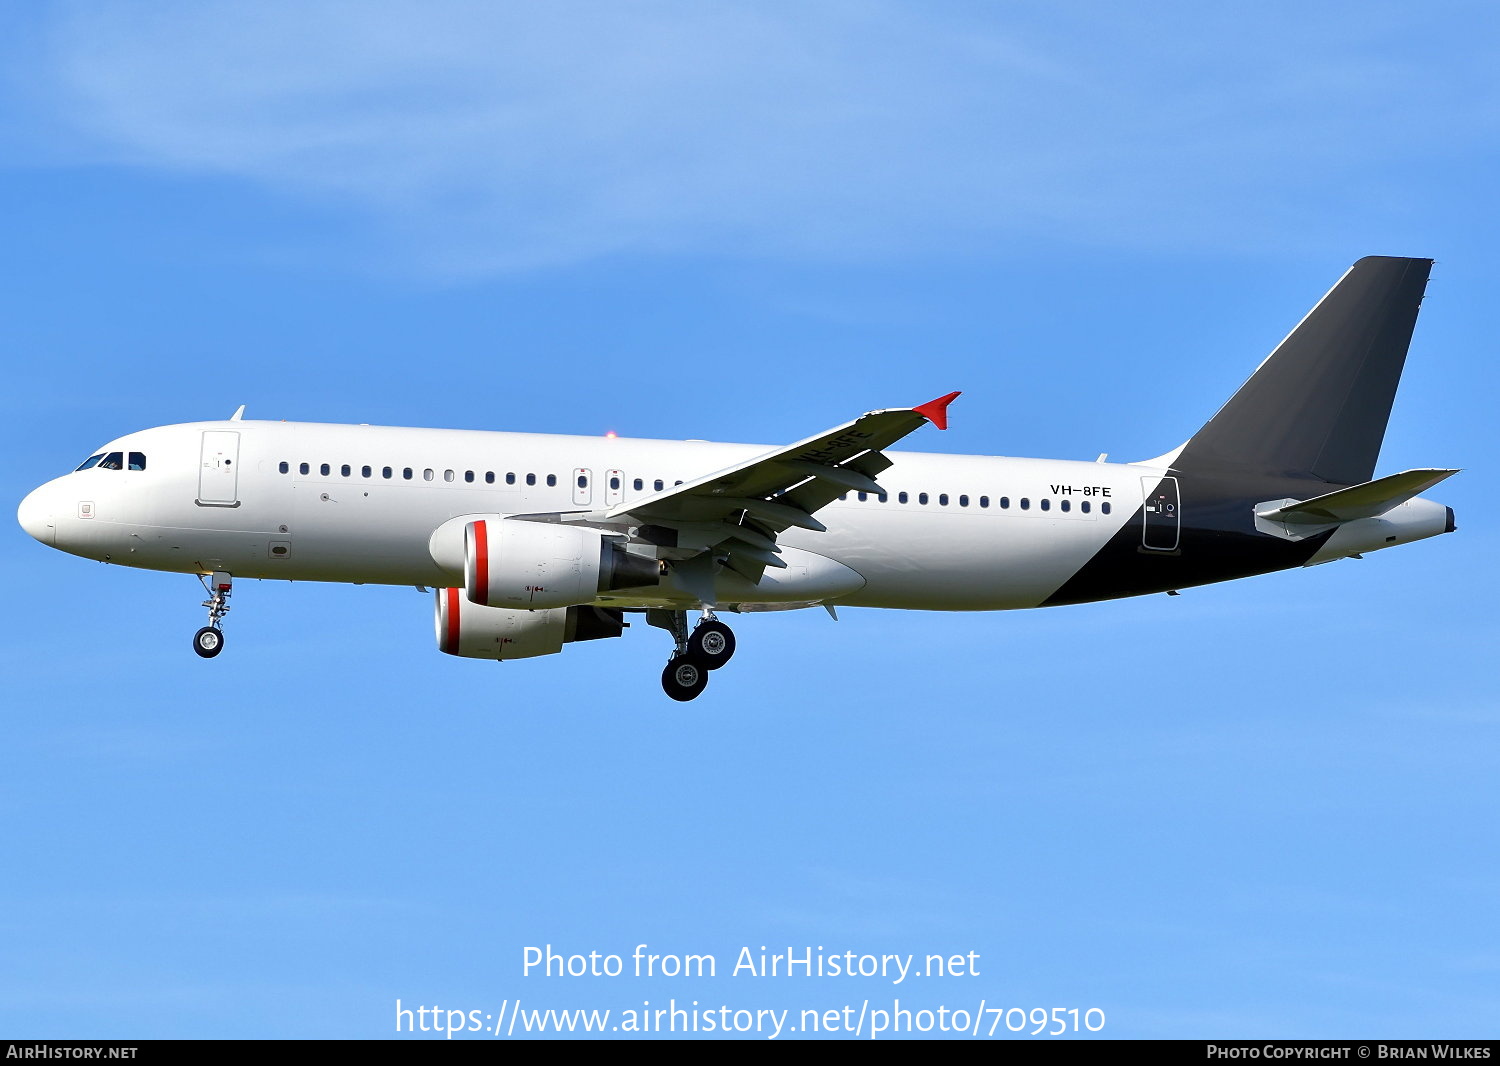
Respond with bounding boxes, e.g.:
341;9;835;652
463;518;657;610
435;588;626;660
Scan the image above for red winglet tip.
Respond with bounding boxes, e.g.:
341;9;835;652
913;391;961;430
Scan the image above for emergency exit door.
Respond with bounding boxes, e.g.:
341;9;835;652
573;468;593;506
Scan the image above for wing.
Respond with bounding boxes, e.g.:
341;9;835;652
606;392;960;582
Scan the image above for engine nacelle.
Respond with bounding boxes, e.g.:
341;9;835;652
435;588;626;660
463;518;658;610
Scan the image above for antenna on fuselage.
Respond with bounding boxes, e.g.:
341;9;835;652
229;405;246;421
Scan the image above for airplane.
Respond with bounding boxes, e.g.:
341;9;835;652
16;256;1457;701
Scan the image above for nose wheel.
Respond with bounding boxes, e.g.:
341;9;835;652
193;626;225;658
193;571;232;659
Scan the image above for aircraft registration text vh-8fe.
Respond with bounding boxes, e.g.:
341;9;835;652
17;257;1458;700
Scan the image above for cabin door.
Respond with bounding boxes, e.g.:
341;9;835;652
1141;476;1179;551
198;431;240;506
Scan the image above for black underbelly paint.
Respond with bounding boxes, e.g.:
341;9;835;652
1042;468;1340;606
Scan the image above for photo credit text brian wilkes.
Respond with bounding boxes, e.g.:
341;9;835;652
394;943;1109;1039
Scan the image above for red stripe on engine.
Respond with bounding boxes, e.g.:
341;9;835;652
444;587;461;653
472;520;490;605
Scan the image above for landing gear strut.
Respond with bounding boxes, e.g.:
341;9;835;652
648;608;737;701
193;571;232;659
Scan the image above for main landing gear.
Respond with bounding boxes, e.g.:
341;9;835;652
193;571;232;659
687;618;736;669
650;609;737;702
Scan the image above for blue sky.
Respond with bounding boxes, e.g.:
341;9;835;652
2;0;1496;1040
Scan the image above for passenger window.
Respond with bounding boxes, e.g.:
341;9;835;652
939;493;949;506
300;462;310;475
1081;500;1090;513
1060;499;1070;512
1000;496;1009;509
898;491;908;504
75;454;105;471
609;476;620;491
424;469;434;482
918;492;929;505
362;465;372;478
1020;498;1030;510
279;461;289;474
959;495;969;507
485;472;494;484
578;474;588;489
403;467;413;480
128;452;147;471
526;473;536;486
1101;502;1111;515
320;463;331;476
442;470;453;483
99;452;124;470
857;492;867;501
341;464;351;477
654;479;664;491
675;480;682;486
980;496;990;508
506;472;516;485
633;478;644;491
877;492;888;502
546;474;557;487
383;467;393;479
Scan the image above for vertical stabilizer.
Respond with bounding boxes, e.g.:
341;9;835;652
1175;256;1432;484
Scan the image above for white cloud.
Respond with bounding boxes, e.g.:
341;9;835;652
29;0;1500;272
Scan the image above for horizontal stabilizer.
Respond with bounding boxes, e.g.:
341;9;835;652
1256;468;1459;526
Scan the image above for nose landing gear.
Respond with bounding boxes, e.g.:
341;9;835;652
193;571;232;659
193;626;224;657
650;608;738;701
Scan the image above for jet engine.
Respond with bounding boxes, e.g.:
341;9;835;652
435;588;626;659
463;518;658;610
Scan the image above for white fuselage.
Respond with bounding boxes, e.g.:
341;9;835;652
19;419;1159;611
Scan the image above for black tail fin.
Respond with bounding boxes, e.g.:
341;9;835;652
1175;256;1432;484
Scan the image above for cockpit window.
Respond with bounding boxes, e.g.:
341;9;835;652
75;454;104;471
128;452;147;471
97;452;124;471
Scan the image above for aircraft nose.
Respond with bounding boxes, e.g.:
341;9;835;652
17;485;56;545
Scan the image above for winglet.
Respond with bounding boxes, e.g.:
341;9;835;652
913;391;961;430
